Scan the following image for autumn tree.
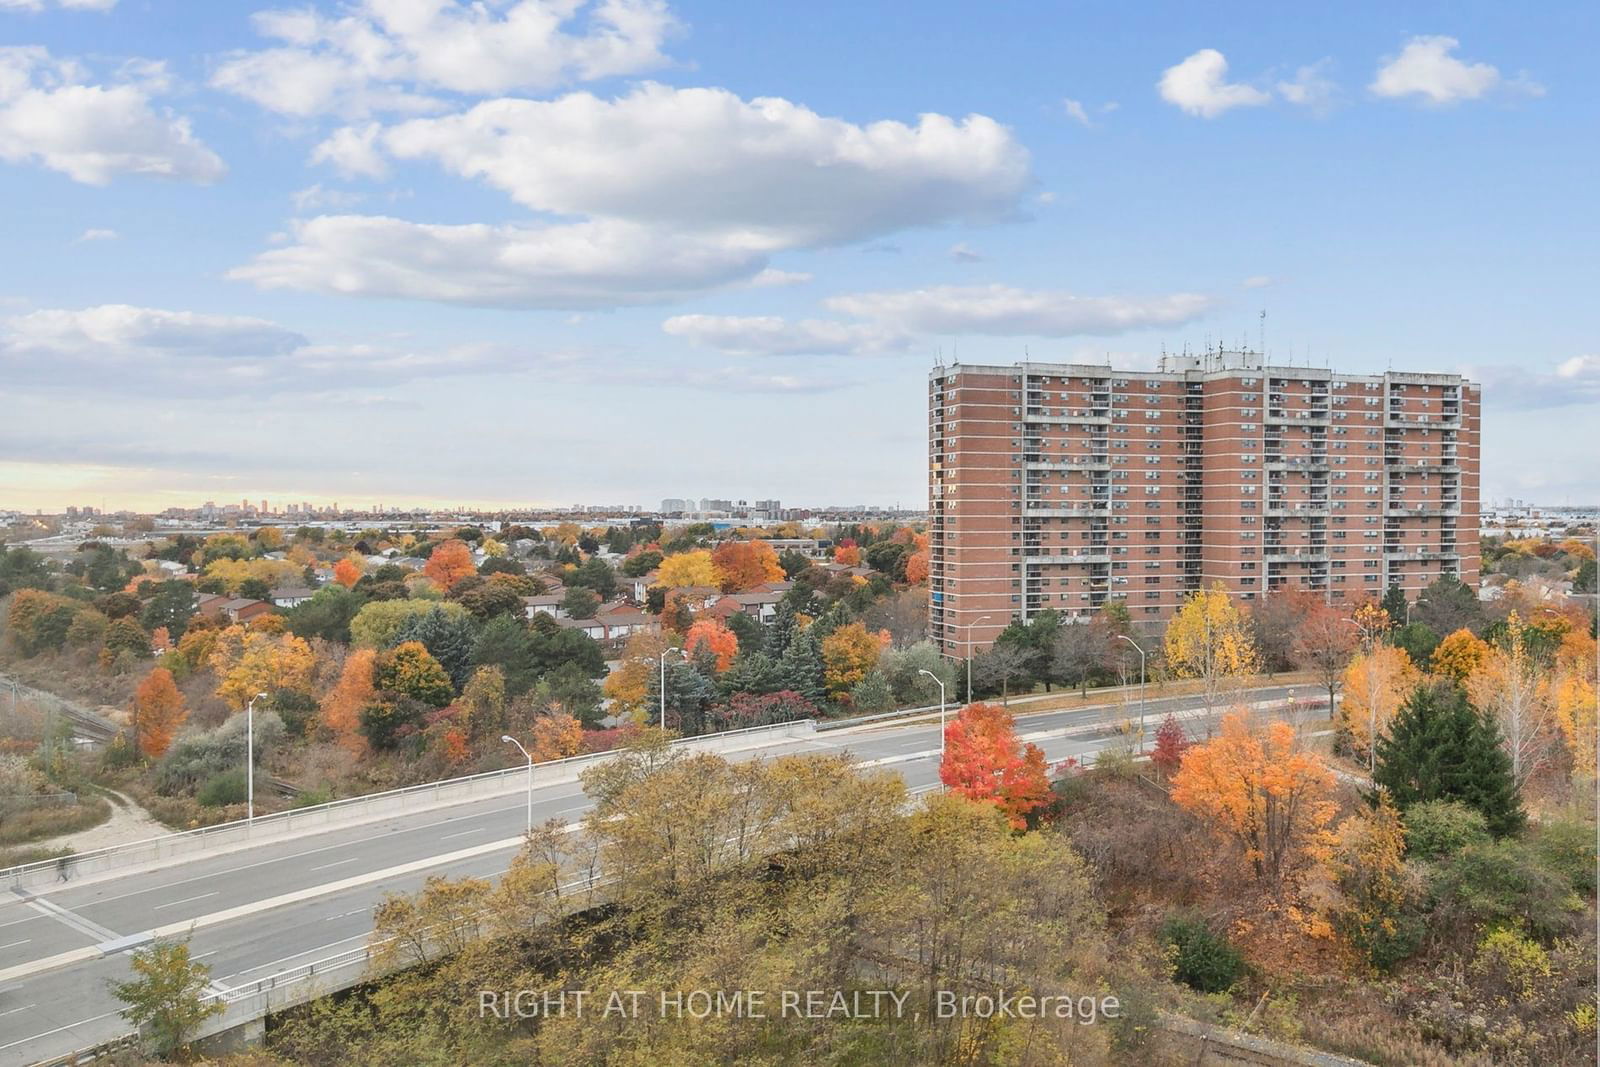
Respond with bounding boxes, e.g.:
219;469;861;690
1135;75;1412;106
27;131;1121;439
320;649;374;755
1149;713;1190;780
109;937;225;1058
459;665;507;746
424;539;476;591
333;556;363;588
208;626;315;710
1291;603;1359;712
939;702;1052;828
684;617;738;672
132;667;186;759
903;549;929;585
604;631;670;723
1466;613;1559;790
374;641;454;707
1431;628;1490;684
1553;628;1597;782
1340;645;1420;766
1326;795;1419;972
1163;583;1260;724
528;713;584;762
657;549;719;589
710;540;783;593
1170;710;1337;884
833;542;862;566
820;621;886;699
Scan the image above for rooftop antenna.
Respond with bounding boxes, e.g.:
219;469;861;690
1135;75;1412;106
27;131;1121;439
1258;309;1266;358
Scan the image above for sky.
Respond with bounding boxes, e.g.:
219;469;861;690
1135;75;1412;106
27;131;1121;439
1;0;1596;513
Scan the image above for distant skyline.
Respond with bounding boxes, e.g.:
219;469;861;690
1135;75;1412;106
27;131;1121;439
2;1;1597;513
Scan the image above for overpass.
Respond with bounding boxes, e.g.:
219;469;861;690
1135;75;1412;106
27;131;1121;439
0;684;1315;1065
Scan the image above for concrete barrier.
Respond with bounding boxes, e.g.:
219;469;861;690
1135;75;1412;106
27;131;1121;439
2;719;816;892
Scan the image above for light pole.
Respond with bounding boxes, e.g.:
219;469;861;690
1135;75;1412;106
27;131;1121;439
501;735;533;834
1404;596;1428;628
245;691;268;822
658;646;686;731
919;669;948;760
1116;635;1147;753
964;615;992;705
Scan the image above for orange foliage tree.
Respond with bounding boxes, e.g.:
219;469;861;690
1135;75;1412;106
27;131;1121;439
132;667;186;758
424;539;476;591
821;621;887;698
684;618;738;671
939;702;1051;829
528;713;584;762
1340;645;1420;758
710;540;784;592
208;626;316;710
833;542;861;566
604;631;669;722
903;550;930;584
1430;628;1490;684
333;557;363;588
1170;710;1337;884
320;648;375;755
1553;629;1597;781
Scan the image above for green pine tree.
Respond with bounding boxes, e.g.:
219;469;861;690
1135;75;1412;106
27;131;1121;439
1379;585;1409;627
778;626;826;706
1373;682;1524;837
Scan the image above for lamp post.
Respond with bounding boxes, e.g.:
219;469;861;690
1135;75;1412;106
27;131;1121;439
919;669;948;760
1115;635;1147;753
658;646;686;731
501;735;533;834
964;615;992;705
1404;596;1428;628
245;691;268;822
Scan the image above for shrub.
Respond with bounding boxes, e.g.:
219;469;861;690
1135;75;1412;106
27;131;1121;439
1428;839;1585;943
1403;799;1490;860
1160;916;1243;993
197;770;247;808
1530;817;1598;895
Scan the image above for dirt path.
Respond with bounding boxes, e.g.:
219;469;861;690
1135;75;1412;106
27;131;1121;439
34;789;169;853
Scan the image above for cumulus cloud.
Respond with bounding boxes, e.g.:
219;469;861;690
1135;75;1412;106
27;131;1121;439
1277;60;1338;114
1158;49;1270;118
1370;36;1538;105
1062;98;1090;125
246;85;1030;308
662;314;913;357
372;84;1031;248
823;284;1215;337
0;46;225;184
1465;355;1600;410
748;268;811;287
211;0;677;118
229;214;769;308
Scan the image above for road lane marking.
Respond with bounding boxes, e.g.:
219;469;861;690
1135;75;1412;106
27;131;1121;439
152;892;218;911
441;828;485;840
214;932;370;982
308;858;363;872
0;938;30;950
0;1007;123;1051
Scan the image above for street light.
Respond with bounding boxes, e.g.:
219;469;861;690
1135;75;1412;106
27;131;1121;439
658;646;687;731
964;615;992;705
501;735;533;834
245;691;268;822
1115;635;1147;754
1404;596;1429;628
918;669;948;759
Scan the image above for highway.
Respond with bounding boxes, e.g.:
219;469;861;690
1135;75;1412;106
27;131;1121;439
0;685;1309;1065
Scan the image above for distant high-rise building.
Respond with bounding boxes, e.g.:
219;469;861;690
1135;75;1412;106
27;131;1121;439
661;498;693;513
928;354;1481;657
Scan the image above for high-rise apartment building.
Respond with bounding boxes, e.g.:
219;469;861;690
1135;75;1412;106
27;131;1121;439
927;351;1480;658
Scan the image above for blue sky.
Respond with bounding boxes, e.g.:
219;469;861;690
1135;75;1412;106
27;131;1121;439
1;0;1595;512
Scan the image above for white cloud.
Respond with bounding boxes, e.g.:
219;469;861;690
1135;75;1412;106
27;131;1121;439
229;214;769;308
1277;60;1338;114
948;242;983;263
290;183;365;211
74;227;117;242
310;122;389;178
1369;36;1535;105
1062;98;1090;125
662;314;912;357
374;84;1031;248
1158;49;1270;118
824;284;1216;337
0;46;224;185
1464;355;1600;410
1241;275;1274;289
211;0;677;118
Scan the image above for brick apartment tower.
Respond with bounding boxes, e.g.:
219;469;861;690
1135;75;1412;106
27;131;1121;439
927;352;1480;658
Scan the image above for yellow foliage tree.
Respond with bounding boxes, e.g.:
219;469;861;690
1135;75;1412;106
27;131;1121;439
604;631;668;723
1163;582;1260;719
208;626;316;710
821;621;887;699
657;550;719;589
1340;645;1420;758
1555;674;1597;782
529;713;584;762
1467;613;1559;789
203;558;304;595
1431;628;1490;683
1171;710;1337;884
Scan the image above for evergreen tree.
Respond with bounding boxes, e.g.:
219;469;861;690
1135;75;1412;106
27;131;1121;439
718;651;783;699
645;659;716;736
724;611;764;655
767;600;799;658
392;606;478;690
1380;586;1409;627
777;627;826;706
850;670;897;713
1373;682;1524;837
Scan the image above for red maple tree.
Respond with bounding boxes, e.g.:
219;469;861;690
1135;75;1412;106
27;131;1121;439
1149;713;1190;780
939;702;1052;828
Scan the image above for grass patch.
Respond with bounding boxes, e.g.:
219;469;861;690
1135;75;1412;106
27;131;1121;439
0;796;112;845
0;844;73;869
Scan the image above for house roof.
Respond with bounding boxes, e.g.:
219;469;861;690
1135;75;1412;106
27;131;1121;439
269;586;315;599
